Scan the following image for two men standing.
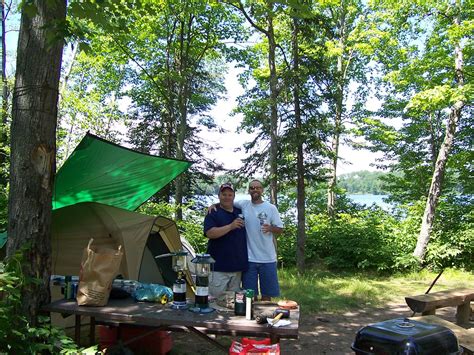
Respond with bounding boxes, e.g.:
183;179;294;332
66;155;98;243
204;180;284;301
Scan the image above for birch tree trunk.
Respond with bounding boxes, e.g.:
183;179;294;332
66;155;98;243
6;0;66;325
327;6;347;218
413;14;464;260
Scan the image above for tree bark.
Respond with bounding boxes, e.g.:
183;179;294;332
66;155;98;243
292;17;306;273
6;0;66;325
0;0;9;186
1;0;7;123
413;14;464;260
267;2;279;206
327;5;347;218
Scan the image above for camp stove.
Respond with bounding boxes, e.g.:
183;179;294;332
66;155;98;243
155;250;189;309
189;253;215;314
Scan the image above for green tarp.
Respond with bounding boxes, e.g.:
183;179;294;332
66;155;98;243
53;133;192;211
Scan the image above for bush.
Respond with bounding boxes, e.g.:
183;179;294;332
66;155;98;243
424;195;474;269
277;193;473;273
0;249;92;353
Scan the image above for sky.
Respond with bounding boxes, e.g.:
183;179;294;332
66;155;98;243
205;65;382;174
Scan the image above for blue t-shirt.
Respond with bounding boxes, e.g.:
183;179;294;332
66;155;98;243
203;206;248;272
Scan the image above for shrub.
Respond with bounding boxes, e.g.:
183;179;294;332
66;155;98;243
0;249;92;353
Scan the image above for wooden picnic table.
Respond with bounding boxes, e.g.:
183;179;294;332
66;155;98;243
42;297;299;352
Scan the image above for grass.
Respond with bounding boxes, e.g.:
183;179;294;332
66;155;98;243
277;267;474;313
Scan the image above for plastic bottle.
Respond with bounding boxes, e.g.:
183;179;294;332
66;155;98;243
245;289;254;320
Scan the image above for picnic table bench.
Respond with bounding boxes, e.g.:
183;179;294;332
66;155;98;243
405;287;474;325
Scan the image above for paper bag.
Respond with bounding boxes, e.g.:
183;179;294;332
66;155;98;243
77;238;123;306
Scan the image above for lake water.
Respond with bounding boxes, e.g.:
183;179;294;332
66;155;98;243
348;194;390;209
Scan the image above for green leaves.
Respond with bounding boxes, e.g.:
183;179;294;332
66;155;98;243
0;250;84;353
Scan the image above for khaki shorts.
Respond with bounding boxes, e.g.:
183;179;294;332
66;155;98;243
209;271;242;298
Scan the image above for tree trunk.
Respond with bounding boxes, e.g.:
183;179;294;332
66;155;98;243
267;3;279;206
0;0;8;186
327;6;346;218
292;18;306;273
413;15;464;260
174;17;189;221
6;0;66;325
175;86;187;221
1;0;7;122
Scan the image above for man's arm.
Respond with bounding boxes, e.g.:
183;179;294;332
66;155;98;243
207;200;244;214
270;225;284;235
261;224;284;235
205;218;244;239
262;204;284;235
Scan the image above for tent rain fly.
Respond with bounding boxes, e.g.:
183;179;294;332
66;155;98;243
53;133;192;211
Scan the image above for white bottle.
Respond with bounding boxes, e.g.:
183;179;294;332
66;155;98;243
245;289;254;320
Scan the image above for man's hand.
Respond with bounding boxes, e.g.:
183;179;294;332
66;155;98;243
261;223;272;234
207;204;218;214
231;217;245;230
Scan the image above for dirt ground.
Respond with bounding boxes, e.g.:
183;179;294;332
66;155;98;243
170;303;471;355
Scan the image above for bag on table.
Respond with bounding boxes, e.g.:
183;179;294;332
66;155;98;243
133;283;173;304
77;238;123;306
229;338;280;354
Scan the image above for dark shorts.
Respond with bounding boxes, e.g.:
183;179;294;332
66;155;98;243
241;262;280;297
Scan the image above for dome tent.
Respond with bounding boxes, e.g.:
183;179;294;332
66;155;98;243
51;202;195;288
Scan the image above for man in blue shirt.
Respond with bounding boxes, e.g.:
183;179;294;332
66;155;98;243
204;183;248;298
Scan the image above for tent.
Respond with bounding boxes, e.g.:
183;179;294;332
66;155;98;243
51;202;196;289
50;134;195;288
53;133;192;211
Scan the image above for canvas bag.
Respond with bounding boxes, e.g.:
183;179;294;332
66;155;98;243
77;238;123;306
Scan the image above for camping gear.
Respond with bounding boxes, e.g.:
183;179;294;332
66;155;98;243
229;338;280;355
189;253;215;313
171;251;189;308
53;132;191;211
235;290;246;316
133;283;173;304
351;318;461;355
274;308;290;318
77;239;123;306
155;250;189;309
255;308;290;324
51;202;195;290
